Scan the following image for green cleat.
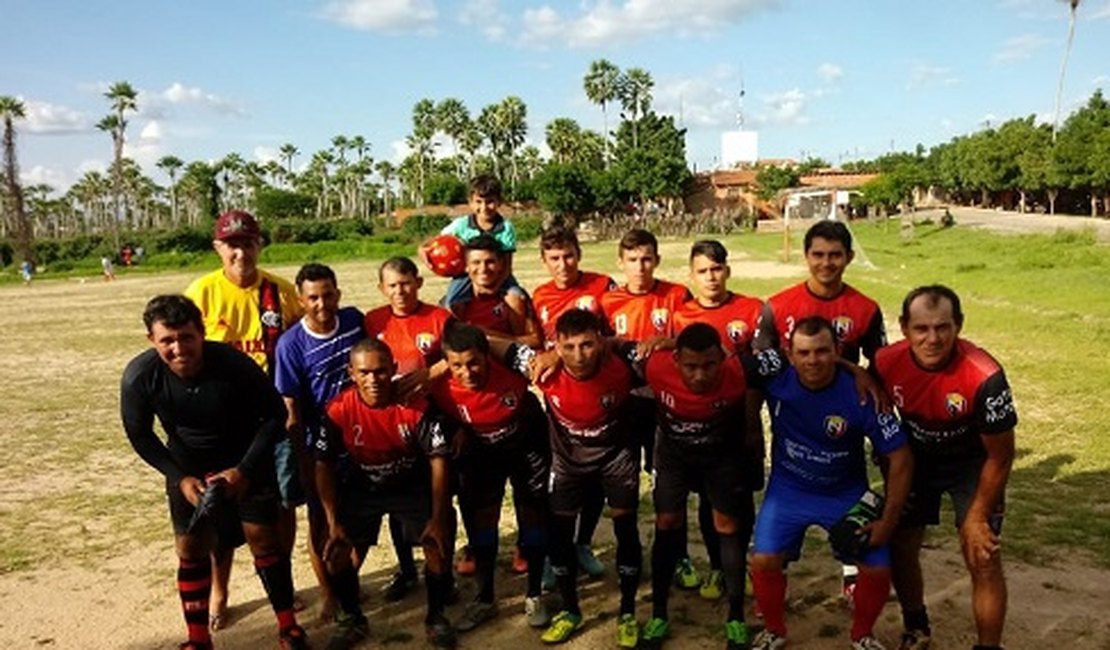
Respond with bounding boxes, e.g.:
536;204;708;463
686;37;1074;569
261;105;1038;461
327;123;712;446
700;569;725;600
616;613;640;648
641;617;671;649
724;619;751;650
540;610;583;644
674;557;701;590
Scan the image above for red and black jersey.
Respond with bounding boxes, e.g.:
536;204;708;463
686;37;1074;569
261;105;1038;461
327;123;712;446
364;302;453;375
429;359;535;446
601;280;691;341
753;282;886;364
673;292;763;354
874;338;1017;460
454;293;518;336
533;271;617;345
643;351;749;450
318;388;450;488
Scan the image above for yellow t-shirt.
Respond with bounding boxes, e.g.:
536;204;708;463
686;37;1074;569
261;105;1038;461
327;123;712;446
185;268;302;372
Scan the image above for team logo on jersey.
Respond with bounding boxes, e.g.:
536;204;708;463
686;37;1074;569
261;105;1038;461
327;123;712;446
712;399;729;410
946;392;968;417
651;308;669;332
824;415;848;439
600;393;616;409
540;306;549;323
415;332;435;353
260;309;282;328
614;314;628;335
493;303;505;318
576;296;596;311
726;320;748;343
831;315;854;341
501;392;518;408
397;422;412;440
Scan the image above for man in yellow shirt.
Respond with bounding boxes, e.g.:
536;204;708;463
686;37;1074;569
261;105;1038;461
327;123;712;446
185;210;303;629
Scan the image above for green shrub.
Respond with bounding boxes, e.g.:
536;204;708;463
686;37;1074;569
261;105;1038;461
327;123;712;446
151;226;213;254
511;213;544;242
334;218;375;239
423;175;468;206
401;214;452;241
0;240;14;267
254;187;316;221
267;219;339;244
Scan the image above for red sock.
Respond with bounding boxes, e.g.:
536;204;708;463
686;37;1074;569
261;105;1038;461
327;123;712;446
851;569;891;640
751;568;787;636
178;558;212;644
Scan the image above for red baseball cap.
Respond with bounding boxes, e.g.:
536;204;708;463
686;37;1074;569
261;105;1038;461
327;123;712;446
214;210;261;241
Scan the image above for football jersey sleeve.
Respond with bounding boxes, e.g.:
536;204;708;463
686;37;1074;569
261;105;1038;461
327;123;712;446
315;407;345;461
740;348;787;391
440;216;468;237
865;408;908;457
273;330;303;397
859;307;888;364
973;370;1018;435
499;220;518;253
415;407;453;457
504;342;536;376
752;302;780;351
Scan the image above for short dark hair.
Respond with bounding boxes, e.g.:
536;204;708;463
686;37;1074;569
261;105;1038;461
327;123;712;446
619;228;658;256
675;323;722;353
900;284;964;327
789;316;836;344
690;239;727;264
143;294;204;334
350;337;394;363
295;263;337;290
465;233;506;259
469;173;503;200
540;227;581;255
804;220;853;253
379;256;420;282
555;309;603;338
442;322;491;355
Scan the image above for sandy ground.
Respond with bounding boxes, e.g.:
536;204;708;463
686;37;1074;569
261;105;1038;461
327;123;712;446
2;226;1109;649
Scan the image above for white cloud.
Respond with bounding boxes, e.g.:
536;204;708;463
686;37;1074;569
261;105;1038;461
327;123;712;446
907;63;959;89
320;0;438;33
459;0;508;40
1090;2;1110;20
390;138;412;163
139;120;164;141
77;159;108;175
20;99;88;134
817;63;843;83
1092;74;1110;87
123;120;167;171
159;82;245;116
993;34;1048;63
20;165;68;189
753;88;811;126
653;72;742;129
253;146;281;164
519;0;779;48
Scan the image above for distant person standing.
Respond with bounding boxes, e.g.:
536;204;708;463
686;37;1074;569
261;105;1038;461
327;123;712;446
120;295;308;650
20;259;33;285
101;255;116;281
875;286;1017;650
185;209;303;629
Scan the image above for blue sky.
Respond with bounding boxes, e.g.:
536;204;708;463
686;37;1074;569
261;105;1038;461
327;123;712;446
5;0;1109;192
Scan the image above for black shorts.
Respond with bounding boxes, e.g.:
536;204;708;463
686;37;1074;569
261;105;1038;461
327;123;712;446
337;485;431;547
653;441;750;517
550;445;640;514
167;478;280;541
458;434;549;510
899;456;1005;534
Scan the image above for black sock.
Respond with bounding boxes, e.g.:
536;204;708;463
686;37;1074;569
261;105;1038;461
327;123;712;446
390;515;417;577
254;554;295;617
332;565;362;617
523;541;546;597
425;569;449;624
698;496;721;570
651;528;683;619
613;513;642;616
903;606;931;634
550;514;580;615
471;530;498;603
718;531;745;621
577;487;604;546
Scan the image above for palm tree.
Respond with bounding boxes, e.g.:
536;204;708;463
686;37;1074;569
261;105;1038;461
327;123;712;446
218;153;246;210
411;99;438;207
546;118;583;164
375;160;396;223
1;95;32;263
618;67;654;149
583;59;621;167
498;96;528;190
156;155;184;227
104;81;137;248
436;98;471;167
1053;0;1082;142
279;143;300;181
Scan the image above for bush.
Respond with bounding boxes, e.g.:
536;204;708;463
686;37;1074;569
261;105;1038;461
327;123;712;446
401;214;452;242
423;175;468;206
0;240;14;267
254;188;316;221
151;227;212;254
511;213;544;242
267;219;339;244
334;218;375;239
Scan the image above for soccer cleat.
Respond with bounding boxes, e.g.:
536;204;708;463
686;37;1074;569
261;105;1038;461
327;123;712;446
455;600;499;632
640;617;670;649
540;610;583;644
700;569;725;600
897;629;931;650
541;558;557;592
382;570;418;602
455;546;476;576
616;613;640;648
278;624;310;650
852;636;888;650
426;616;458;649
750;629;786;650
512;546;529;574
724;619;751;650
674;557;701;590
577;544;605;578
525;595;552;628
325;612;369;650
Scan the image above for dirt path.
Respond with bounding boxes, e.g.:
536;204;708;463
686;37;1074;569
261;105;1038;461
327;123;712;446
916;207;1110;241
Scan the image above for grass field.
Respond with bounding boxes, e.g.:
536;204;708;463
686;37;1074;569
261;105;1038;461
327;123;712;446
1;217;1108;647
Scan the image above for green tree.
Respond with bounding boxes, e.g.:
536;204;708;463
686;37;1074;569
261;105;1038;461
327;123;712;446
278;143;299;181
103;81;137;248
754;164;800;201
156;155;184;226
583;59;621;168
545;118;582;164
1;96;32;263
617;67;654;149
534;162;596;219
612;111;690;207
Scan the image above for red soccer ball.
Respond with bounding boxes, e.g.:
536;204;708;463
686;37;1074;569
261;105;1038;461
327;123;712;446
425;234;466;278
